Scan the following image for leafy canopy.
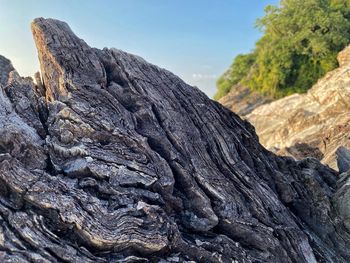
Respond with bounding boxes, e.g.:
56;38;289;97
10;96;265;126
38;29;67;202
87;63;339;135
215;0;350;99
214;53;255;100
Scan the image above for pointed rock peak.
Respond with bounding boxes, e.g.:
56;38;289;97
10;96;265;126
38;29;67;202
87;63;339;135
337;45;350;67
0;54;15;86
31;18;106;102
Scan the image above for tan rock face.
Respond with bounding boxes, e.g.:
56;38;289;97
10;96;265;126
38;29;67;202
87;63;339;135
219;84;270;116
226;45;350;170
338;45;350;67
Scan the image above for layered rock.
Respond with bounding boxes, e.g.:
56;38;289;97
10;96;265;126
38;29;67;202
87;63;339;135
0;18;349;262
337;147;350;173
220;45;350;170
0;55;15;86
218;84;270;116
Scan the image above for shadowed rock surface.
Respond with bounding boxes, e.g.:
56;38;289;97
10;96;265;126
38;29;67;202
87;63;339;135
0;55;15;86
337;147;350;174
0;18;350;262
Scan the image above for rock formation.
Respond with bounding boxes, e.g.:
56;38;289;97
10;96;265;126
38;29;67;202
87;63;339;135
337;147;350;174
220;46;350;170
0;18;350;262
218;84;270;116
0;55;15;86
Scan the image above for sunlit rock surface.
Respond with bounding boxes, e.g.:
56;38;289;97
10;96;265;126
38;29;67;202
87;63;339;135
218;84;270;116
221;45;350;170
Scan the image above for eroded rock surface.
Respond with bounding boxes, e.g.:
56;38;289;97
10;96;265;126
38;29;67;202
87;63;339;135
0;55;15;86
218;84;270;116
337;147;350;174
0;18;349;262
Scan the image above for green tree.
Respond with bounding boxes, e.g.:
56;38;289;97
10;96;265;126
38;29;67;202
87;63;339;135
214;53;256;100
215;0;350;99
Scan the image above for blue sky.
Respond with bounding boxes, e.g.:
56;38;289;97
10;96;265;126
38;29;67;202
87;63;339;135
0;0;279;97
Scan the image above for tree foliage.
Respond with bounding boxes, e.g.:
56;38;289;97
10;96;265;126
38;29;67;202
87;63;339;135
214;53;256;100
215;0;350;99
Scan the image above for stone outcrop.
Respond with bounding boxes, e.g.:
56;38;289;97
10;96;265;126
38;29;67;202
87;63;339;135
337;147;350;174
0;55;15;86
218;84;270;116
220;45;350;170
0;18;350;262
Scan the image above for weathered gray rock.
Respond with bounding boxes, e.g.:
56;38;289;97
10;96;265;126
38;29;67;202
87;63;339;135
218;84;270;116
0;55;15;86
333;170;350;238
0;18;349;262
337;146;350;173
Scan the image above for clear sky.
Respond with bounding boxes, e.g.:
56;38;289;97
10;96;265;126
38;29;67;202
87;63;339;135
0;0;279;98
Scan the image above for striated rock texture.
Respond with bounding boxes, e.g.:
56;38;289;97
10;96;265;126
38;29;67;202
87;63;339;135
0;55;15;86
0;18;350;262
218;84;270;116
337;147;350;174
224;45;350;170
